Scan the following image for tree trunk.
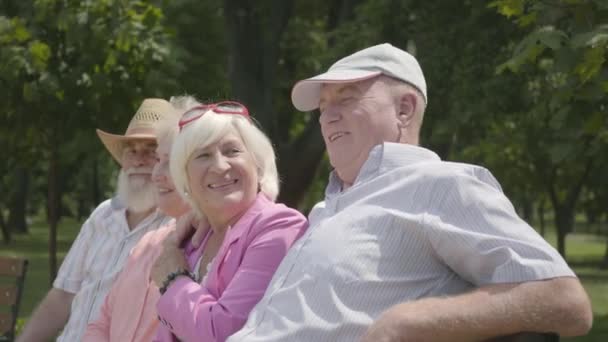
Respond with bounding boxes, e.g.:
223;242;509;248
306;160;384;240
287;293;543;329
521;196;534;224
537;198;546;237
224;0;326;208
224;0;294;137
0;211;11;243
602;237;608;270
545;160;592;258
8;167;29;234
553;206;574;257
48;144;60;284
585;209;596;225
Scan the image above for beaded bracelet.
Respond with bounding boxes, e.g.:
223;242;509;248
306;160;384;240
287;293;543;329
159;269;195;295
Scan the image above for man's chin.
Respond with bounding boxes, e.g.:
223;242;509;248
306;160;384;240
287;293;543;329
128;174;151;181
128;178;153;189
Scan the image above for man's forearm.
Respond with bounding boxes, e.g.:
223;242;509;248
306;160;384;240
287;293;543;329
16;288;74;342
363;277;592;341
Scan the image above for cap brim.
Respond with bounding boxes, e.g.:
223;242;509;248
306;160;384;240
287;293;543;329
96;129;156;165
291;70;382;111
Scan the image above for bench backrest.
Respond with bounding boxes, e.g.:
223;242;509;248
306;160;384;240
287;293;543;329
0;257;28;342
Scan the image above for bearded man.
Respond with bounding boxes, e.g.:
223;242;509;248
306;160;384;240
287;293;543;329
17;99;175;342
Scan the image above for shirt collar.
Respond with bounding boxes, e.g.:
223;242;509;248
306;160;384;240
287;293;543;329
326;142;440;196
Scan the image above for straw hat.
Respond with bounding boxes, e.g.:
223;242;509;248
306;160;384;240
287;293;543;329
97;98;174;165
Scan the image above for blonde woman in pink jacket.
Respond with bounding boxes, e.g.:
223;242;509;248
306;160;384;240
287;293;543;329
149;97;307;342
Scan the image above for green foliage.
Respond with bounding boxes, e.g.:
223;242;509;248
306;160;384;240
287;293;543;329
0;0;176;256
488;0;608;252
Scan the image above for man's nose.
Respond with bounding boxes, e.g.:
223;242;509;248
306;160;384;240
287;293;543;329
133;154;146;166
319;104;342;125
134;151;155;167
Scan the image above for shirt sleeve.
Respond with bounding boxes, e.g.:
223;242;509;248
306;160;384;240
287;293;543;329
156;209;308;342
52;201;108;293
426;167;575;285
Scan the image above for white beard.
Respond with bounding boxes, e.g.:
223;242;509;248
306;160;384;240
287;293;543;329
116;169;158;213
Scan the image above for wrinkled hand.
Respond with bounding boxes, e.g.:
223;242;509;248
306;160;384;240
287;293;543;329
173;212;210;248
150;239;189;288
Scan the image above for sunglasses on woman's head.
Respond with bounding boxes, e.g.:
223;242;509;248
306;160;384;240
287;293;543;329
178;101;250;131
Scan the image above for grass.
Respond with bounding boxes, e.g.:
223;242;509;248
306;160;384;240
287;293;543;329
1;217;607;340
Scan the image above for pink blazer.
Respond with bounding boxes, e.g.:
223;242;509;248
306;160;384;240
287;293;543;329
154;194;307;342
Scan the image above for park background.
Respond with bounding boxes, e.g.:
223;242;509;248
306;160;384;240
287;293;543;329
0;0;607;340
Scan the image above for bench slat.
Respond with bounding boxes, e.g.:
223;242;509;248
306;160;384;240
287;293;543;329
0;312;12;335
0;258;25;277
0;285;17;306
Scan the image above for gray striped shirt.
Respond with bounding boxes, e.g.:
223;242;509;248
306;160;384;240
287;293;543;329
53;197;169;342
228;143;574;342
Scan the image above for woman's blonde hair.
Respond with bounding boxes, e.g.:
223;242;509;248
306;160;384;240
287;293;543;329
169;96;279;218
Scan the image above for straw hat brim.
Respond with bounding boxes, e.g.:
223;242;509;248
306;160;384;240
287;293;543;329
96;129;156;165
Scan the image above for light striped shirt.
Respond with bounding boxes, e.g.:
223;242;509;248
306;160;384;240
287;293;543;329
228;143;574;342
54;197;169;342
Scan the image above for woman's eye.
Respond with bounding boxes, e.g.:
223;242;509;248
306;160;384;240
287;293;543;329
227;148;241;155
196;152;210;159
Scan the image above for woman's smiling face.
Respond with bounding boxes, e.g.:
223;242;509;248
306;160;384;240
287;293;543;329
186;129;259;223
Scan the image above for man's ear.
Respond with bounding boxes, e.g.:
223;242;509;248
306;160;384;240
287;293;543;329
397;93;417;128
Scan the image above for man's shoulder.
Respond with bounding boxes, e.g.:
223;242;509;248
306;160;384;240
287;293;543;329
88;197;122;218
77;197;124;234
399;160;499;188
247;198;308;233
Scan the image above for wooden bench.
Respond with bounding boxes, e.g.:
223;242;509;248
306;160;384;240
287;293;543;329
0;257;28;342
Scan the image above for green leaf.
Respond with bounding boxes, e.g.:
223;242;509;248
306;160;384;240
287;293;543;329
488;0;525;18
549;143;573;164
571;25;608;48
22;82;39;102
28;40;51;71
534;26;567;50
583;111;605;134
549;106;570;130
517;12;537;27
103;52;117;72
574;46;606;83
11;18;31;43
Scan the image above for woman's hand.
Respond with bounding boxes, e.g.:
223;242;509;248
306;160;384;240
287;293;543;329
150;239;190;288
173;212;210;248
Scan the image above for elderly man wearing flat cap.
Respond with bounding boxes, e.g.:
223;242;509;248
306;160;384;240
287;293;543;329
228;44;592;341
18;99;174;342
